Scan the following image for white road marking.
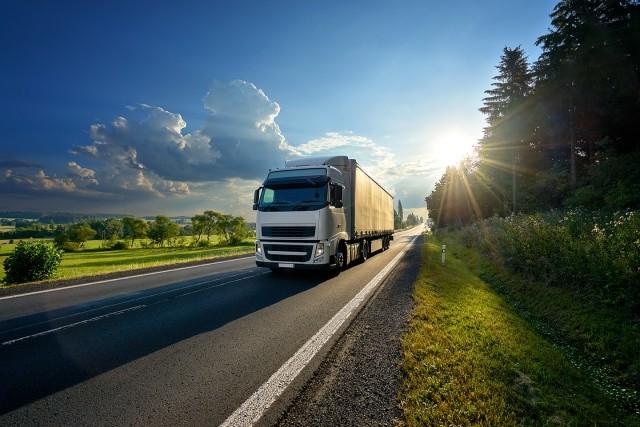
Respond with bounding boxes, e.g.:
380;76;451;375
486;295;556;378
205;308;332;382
220;234;419;427
0;269;262;336
176;272;267;298
2;305;147;346
0;256;255;301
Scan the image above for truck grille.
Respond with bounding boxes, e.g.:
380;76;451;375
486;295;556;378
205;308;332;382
263;244;313;262
262;226;315;238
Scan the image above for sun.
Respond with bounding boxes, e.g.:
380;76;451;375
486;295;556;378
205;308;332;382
434;131;477;167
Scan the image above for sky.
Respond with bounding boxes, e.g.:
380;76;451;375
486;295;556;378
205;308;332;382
0;0;556;219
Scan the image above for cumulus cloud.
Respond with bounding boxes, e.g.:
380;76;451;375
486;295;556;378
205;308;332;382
0;168;77;194
201;80;291;178
75;105;219;182
1;79;432;214
67;161;98;185
291;131;440;208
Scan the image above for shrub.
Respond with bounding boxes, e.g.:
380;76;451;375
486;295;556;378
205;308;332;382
449;210;640;310
194;240;211;248
62;242;81;252
111;241;129;250
8;239;14;244
3;240;63;284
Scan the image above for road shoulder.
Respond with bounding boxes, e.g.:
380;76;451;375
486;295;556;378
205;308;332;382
277;235;423;426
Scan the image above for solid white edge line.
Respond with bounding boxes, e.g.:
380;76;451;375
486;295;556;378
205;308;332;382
0;256;255;301
220;234;419;427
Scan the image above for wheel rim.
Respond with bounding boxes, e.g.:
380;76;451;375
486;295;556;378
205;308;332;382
336;250;345;269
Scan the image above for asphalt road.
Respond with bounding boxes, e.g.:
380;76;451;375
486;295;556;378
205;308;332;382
0;226;423;426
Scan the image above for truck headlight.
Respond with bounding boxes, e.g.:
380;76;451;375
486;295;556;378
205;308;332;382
315;242;324;257
255;242;262;254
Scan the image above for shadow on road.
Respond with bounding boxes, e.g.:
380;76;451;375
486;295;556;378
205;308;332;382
0;269;326;414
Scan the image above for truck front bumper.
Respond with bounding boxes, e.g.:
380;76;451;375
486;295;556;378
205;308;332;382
256;260;334;270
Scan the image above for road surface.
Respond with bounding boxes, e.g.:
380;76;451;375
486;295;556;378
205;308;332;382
0;226;423;426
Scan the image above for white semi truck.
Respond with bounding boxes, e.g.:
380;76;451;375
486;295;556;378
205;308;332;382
253;156;394;273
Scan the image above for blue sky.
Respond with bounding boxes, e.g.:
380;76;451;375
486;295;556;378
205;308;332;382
0;0;556;217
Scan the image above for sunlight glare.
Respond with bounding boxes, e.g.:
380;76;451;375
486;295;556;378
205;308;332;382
434;131;476;167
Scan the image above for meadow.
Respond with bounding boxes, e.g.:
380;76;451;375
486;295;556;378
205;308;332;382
0;237;254;283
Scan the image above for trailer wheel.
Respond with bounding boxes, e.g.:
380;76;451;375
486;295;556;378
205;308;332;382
360;240;369;262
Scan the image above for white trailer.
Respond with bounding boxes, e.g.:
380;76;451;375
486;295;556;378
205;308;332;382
253;156;394;273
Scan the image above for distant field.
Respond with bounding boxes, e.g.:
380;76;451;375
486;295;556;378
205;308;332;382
0;226;15;232
0;237;254;283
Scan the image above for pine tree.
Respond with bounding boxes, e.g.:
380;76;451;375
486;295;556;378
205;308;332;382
478;46;533;214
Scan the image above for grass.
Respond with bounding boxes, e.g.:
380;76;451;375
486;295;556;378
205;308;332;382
0;237;254;284
400;238;638;426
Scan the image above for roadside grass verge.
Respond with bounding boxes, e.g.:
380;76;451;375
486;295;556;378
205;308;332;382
0;242;254;284
400;240;637;425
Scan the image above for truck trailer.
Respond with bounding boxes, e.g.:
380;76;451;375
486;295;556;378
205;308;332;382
253;156;394;272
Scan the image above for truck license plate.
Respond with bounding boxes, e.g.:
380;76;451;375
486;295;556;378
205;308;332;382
278;263;294;268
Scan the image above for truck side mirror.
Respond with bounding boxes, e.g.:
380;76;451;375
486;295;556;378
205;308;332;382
253;187;261;210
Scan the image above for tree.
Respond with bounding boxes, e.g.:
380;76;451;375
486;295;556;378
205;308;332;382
394;209;402;229
191;214;206;243
202;210;222;241
122;217;148;247
478;46;533;215
534;0;640;188
67;223;96;248
216;215;249;245
103;219;123;244
397;200;404;226
147;216;180;247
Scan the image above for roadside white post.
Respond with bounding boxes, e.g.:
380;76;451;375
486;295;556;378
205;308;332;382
441;244;446;265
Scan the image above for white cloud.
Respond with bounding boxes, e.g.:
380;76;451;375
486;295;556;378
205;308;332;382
0;168;77;194
1;80;434;214
291;131;438;208
67;161;98;185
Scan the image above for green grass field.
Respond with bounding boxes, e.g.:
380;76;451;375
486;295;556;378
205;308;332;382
400;239;637;426
0;237;254;283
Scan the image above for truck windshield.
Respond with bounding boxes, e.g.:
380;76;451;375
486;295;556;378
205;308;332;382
259;185;327;211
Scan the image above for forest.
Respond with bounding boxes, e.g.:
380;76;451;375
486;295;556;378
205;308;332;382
427;0;639;225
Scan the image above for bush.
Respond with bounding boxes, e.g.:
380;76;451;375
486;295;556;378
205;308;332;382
450;210;640;310
3;240;63;284
61;242;81;252
193;240;211;248
111;241;129;250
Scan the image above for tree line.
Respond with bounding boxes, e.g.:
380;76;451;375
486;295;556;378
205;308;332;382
427;0;640;227
394;200;424;229
47;211;251;251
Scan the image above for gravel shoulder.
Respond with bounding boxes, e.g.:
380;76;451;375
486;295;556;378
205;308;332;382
277;235;423;426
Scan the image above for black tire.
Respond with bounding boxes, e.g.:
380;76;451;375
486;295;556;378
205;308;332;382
330;244;347;276
360;240;369;262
